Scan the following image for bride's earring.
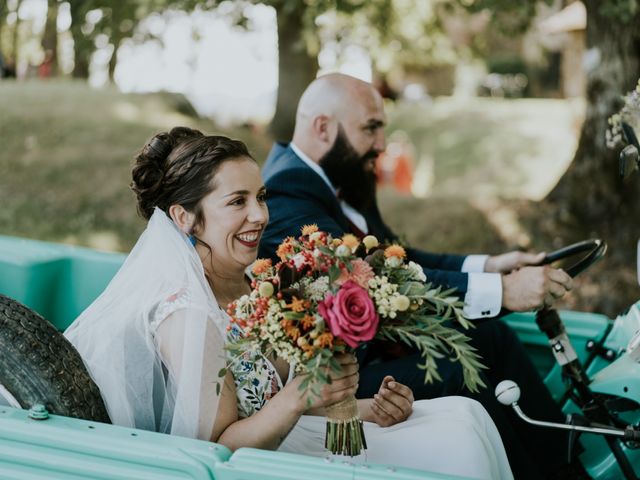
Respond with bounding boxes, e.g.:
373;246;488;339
188;234;197;247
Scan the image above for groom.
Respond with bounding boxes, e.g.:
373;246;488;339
259;73;583;479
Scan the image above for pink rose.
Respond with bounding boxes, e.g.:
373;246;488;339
318;281;379;348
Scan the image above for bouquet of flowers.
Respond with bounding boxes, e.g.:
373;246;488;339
227;225;485;456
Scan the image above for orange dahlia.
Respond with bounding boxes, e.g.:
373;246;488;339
301;224;319;236
301;314;316;329
384;244;407;259
315;332;334;348
276;237;296;260
287;297;307;313
252;258;272;276
341;234;360;251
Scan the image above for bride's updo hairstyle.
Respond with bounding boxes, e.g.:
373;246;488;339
131;126;253;229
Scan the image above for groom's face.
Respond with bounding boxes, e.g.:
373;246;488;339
318;87;386;212
319;126;379;212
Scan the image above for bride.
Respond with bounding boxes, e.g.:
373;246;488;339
65;127;513;479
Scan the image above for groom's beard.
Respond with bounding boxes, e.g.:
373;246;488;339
319;128;378;212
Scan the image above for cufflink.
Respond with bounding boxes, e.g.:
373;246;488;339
482;310;490;316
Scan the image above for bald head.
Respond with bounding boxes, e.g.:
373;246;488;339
295;73;375;123
292;73;385;162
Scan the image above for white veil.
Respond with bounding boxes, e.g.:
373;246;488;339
65;208;227;440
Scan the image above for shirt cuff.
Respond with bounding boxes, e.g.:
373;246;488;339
462;273;502;319
461;255;489;273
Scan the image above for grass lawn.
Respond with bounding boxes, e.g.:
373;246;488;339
0;80;272;250
386;97;583;200
380;96;584;255
0;79;582;257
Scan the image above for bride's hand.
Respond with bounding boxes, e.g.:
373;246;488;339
370;375;414;427
284;353;359;414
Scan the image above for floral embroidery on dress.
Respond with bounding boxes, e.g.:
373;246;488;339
149;287;191;333
227;324;282;418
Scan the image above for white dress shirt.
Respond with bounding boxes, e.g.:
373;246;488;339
289;142;502;319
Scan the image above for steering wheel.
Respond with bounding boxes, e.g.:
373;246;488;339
536;240;610;419
540;239;607;278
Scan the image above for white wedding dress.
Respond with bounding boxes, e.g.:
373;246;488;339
66;208;512;479
228;325;514;480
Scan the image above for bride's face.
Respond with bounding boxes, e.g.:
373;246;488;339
195;158;268;274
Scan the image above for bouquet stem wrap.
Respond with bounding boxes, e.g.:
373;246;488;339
324;395;367;456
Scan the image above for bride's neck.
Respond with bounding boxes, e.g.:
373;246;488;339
206;268;250;309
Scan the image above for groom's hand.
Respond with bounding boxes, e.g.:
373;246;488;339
502;266;572;311
485;251;546;274
370;375;414;427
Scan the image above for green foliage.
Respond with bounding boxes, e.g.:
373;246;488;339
313;0;457;71
487;54;527;75
598;0;639;23
458;0;638;32
328;264;342;284
377;320;486;391
372;257;484;390
65;0;208;79
170;0;456;73
455;0;548;33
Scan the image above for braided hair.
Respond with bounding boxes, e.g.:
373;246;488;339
131;127;253;229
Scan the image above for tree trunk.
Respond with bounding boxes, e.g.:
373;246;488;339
71;29;91;78
0;1;7;57
269;6;318;143
11;0;22;67
107;34;121;82
544;0;640;314
41;0;58;75
106;3;125;83
69;2;92;79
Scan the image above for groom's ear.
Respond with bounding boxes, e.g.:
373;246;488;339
168;204;195;235
312;115;333;144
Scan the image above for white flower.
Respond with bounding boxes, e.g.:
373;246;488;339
306;276;330;302
385;256;402;268
309;231;323;242
362;235;379;250
368;275;402;318
407;261;427;282
391;295;411;312
292;253;307;269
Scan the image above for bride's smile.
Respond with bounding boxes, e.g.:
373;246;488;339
235;229;262;248
191;158;268;275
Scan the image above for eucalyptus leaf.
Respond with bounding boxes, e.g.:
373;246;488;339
328;264;341;283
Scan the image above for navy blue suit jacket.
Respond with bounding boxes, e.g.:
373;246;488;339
260;143;470;295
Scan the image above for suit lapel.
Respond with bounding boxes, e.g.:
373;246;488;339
267;144;353;234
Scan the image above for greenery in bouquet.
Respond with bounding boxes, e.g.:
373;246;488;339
225;224;486;455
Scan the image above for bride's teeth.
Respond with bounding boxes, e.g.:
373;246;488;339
237;232;258;242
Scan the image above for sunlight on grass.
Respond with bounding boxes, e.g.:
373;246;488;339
390;97;584;201
0;80;268;251
470;197;532;248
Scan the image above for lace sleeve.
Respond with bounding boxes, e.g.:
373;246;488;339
153;302;226;440
149;288;191;334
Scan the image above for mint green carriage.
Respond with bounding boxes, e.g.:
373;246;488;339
1;234;639;479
